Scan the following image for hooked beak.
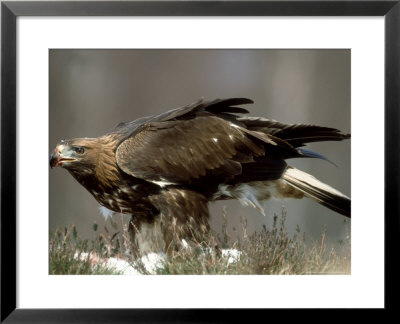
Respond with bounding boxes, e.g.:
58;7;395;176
49;152;60;168
50;145;76;168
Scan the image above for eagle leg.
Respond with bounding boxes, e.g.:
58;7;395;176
149;189;211;254
128;214;165;257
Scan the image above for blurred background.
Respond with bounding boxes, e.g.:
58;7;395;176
49;49;350;248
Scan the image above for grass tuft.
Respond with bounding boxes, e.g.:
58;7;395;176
49;208;351;275
49;224;123;275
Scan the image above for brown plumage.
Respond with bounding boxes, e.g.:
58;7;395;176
50;98;350;253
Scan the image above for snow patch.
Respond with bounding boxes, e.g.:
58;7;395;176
221;249;242;264
106;258;141;275
138;252;166;273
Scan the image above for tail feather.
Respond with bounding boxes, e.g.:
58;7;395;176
282;167;350;217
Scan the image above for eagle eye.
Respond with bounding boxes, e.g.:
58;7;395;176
74;146;85;154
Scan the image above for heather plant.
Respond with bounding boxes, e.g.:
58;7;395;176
49;208;351;275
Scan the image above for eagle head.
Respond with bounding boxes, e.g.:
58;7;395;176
50;138;97;172
50;136;121;189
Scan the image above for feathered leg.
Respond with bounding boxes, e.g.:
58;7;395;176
148;189;211;253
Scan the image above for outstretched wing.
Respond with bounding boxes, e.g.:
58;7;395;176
115;115;269;185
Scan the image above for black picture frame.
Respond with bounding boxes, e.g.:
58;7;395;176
1;1;398;322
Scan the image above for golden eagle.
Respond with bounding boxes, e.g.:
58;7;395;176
50;98;350;253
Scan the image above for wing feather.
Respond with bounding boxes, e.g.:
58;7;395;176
237;117;350;147
115;116;266;184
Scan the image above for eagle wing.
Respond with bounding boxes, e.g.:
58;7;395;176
115;115;270;185
115;98;303;186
